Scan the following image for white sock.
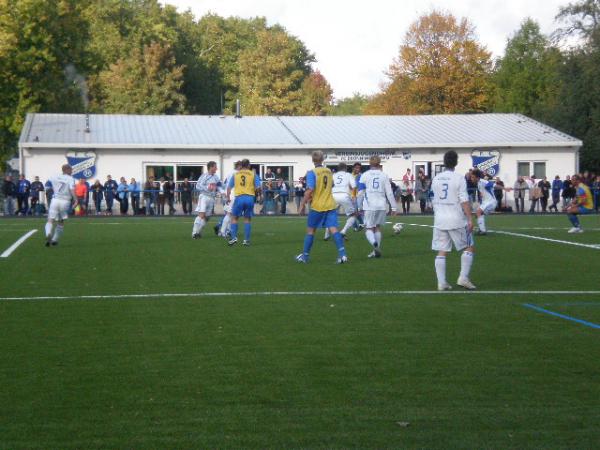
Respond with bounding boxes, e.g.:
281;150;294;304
366;229;376;246
193;216;202;235
341;216;356;234
435;256;447;285
45;222;53;238
477;216;486;232
198;218;206;233
52;225;63;243
220;214;231;235
375;231;382;247
324;229;330;239
460;251;474;280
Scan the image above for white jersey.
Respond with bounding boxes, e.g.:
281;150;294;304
477;179;496;204
332;171;356;195
224;170;238;197
49;174;75;201
195;173;223;198
358;169;396;211
431;169;469;230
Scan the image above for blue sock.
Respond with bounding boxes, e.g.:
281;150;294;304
244;223;251;241
332;232;347;257
231;223;238;238
216;218;223;228
303;234;314;255
568;214;580;227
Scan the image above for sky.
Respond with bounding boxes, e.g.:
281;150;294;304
161;0;571;100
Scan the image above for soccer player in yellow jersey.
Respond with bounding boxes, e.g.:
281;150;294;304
565;174;593;233
226;159;262;245
296;151;348;264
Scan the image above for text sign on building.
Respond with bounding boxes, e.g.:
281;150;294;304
66;150;97;179
325;150;410;162
471;150;500;176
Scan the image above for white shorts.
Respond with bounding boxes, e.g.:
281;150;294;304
333;193;355;215
195;195;215;215
48;198;71;221
364;210;387;228
432;226;474;252
479;200;497;215
223;201;233;213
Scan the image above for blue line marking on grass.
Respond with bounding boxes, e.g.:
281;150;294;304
523;303;600;329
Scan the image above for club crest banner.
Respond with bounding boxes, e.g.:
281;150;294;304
471;150;500;176
66;151;97;179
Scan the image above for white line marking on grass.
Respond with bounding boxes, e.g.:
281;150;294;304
0;229;37;258
1;290;600;302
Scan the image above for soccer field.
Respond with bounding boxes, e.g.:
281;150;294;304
1;214;599;448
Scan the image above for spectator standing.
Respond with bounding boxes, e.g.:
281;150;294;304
513;177;527;213
549;175;562;212
117;177;129;215
399;179;412;214
143;177;156;215
415;173;430;213
2;175;17;215
104;175;118;215
30;176;44;215
44;179;54;206
91;180;104;214
16;174;31;215
493;177;504;211
74;178;88;214
165;176;175;215
264;168;275;183
528;175;541;213
539;177;551;212
158;177;166;215
129;178;140;215
294;177;305;212
562;175;574;209
84;179;91;213
180;178;193;214
402;168;415;188
593;175;600;212
277;178;289;214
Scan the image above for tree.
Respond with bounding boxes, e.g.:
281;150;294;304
327;94;371;116
366;10;492;115
492;19;563;118
555;0;600;41
299;71;333;115
94;42;186;114
237;28;314;115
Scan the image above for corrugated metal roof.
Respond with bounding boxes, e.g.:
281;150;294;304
19;113;582;149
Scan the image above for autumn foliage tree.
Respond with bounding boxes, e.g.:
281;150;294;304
367;11;493;115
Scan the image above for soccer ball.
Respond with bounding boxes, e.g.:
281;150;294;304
392;223;403;234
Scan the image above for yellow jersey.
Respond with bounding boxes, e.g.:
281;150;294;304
576;183;593;209
307;166;336;212
232;169;259;197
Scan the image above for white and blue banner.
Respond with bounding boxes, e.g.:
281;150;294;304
471;150;500;176
66;151;97;179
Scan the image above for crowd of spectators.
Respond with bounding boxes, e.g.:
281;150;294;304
2;168;599;217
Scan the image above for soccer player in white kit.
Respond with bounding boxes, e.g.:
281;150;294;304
216;160;241;238
470;169;510;235
45;164;77;247
431;151;476;290
324;162;357;241
192;161;223;239
357;155;397;258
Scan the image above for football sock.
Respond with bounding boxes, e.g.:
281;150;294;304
435;255;447;285
244;223;251;241
460;251;474;280
193;216;202;235
375;231;382;247
45;222;53;238
303;234;315;255
342;216;356;234
332;232;347;257
220;215;231;235
52;224;63;243
198;218;206;233
230;223;238;238
366;229;376;246
568;214;580;227
324;229;330;239
477;216;486;232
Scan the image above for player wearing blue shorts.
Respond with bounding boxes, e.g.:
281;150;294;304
227;159;262;246
566;174;593;233
296;150;348;264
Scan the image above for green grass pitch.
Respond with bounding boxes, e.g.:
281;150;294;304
1;214;599;448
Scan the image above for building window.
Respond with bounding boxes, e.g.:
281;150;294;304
517;161;546;179
176;165;203;182
146;165;175;181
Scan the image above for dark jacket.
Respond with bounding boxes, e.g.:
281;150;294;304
2;180;17;197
